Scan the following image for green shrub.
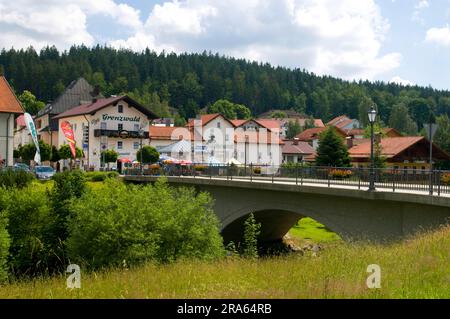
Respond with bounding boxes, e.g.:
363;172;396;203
0;195;10;282
0;168;34;189
1;187;51;276
84;171;119;182
242;213;261;259
66;178;224;269
46;170;87;270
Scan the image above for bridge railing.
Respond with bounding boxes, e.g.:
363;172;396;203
123;164;450;196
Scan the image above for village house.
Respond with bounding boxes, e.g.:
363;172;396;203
348;136;450;171
53;95;157;170
0;76;24;166
282;138;316;164
14;77;97;149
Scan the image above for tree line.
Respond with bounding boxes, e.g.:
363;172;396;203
1;45;450;144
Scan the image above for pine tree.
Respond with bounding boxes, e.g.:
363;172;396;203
315;127;351;167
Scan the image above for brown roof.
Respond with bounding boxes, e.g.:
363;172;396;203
0;76;24;114
230;119;247;126
282;140;315;155
335;118;354;129
295;127;327;141
53;95;157;120
186;113;230;128
234;131;284;145
349;137;424;159
384;128;403;137
327;115;350;126
149;126;202;141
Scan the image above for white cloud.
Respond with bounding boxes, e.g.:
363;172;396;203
0;0;401;81
412;0;429;25
415;0;429;10
426;25;450;46
390;76;415;86
112;0;401;81
0;0;141;50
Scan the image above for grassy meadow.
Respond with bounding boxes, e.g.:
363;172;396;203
0;225;448;299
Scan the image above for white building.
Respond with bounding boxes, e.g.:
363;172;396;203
53;95;157;170
0;76;24;167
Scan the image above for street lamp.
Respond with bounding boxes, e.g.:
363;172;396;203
368;106;377;191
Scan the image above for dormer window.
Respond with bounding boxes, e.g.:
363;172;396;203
118;104;123;113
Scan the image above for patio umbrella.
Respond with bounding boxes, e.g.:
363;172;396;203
118;158;131;163
226;158;242;165
179;159;193;166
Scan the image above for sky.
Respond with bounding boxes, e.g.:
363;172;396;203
0;0;449;90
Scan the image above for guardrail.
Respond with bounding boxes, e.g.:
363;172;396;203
123;164;450;196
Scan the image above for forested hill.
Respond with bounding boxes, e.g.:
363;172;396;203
1;45;450;130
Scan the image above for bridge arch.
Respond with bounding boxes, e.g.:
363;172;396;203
220;205;347;243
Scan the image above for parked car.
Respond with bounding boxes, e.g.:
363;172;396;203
13;163;30;173
34;166;56;180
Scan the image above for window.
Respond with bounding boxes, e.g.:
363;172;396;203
217;121;221;129
117;141;123;150
118;105;123;113
118;123;123;131
101;122;107;130
134;142;139;150
225;134;229;142
134;124;139;131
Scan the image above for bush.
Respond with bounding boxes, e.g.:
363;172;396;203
84;171;119;182
242;213;261;259
253;167;261;174
441;173;450;186
328;169;353;179
1;186;52;276
66;178;224;269
194;165;207;172
0;168;34;189
0;199;9;282
45;170;87;270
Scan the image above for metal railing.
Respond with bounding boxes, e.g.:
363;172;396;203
123;164;450;197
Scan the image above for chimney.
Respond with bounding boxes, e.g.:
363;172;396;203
346;136;353;149
293;137;299;145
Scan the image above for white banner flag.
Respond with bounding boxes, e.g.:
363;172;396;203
24;113;41;165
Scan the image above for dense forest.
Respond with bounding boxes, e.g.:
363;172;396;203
1;45;450;133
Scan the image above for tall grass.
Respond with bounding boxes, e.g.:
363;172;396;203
0;226;448;299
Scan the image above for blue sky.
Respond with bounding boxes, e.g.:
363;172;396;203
0;0;449;90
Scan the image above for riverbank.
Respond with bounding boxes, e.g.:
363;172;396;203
0;225;448;299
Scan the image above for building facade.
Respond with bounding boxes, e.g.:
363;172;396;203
53;96;157;170
0;76;24;166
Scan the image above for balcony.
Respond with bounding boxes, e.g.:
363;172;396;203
94;129;149;139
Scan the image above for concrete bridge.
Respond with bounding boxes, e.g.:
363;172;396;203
124;175;450;243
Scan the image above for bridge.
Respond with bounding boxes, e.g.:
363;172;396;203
123;167;450;243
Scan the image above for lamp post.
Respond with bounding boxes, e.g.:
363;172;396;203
368;106;377;191
424;114;437;195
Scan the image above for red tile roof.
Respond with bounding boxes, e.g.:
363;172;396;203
0;76;24;114
327;115;350;126
230;119;247;126
254;119;281;131
150;126;204;141
234;131;284;145
186;113;226;127
335;118;354;129
349;137;424;158
53;95;157;119
295;127;327;141
282;140;315;154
